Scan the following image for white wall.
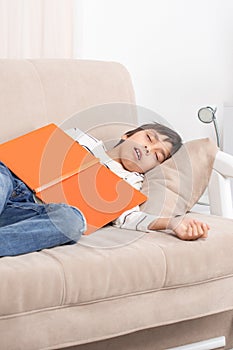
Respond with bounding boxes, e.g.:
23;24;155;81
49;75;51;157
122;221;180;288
76;0;233;142
0;0;76;58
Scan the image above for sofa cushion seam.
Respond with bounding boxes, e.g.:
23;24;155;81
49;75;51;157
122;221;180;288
41;251;67;305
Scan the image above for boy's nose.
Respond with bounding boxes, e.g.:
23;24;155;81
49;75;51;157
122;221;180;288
145;145;152;155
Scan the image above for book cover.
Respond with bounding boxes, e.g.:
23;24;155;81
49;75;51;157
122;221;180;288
0;123;147;234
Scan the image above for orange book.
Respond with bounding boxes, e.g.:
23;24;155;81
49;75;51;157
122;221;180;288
0;124;147;234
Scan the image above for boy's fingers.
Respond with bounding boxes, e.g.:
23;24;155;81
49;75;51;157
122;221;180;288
202;223;209;238
190;221;198;237
193;220;210;238
194;220;203;235
187;224;193;239
188;223;200;240
178;220;210;241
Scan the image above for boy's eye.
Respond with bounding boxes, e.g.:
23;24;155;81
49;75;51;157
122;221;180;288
147;134;152;142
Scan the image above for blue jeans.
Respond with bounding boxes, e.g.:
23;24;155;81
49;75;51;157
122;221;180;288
0;162;86;256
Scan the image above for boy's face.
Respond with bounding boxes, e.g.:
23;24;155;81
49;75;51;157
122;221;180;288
117;129;172;173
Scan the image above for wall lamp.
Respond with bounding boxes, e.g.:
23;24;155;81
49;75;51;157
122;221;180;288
198;106;220;148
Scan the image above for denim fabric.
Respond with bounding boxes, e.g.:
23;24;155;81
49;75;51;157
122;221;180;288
0;162;86;257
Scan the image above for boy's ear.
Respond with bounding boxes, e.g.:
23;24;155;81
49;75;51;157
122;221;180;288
121;134;128;140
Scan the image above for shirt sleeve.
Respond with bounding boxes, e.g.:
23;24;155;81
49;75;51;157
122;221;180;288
64;127;108;159
112;205;158;232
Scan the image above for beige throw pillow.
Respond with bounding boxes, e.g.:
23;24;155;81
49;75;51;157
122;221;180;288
140;138;218;217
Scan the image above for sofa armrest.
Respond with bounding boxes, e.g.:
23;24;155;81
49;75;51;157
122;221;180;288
208;151;233;218
212;151;233;177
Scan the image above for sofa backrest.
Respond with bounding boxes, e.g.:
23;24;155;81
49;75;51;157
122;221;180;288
0;59;137;144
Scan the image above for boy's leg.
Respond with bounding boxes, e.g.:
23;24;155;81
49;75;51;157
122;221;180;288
0;163;14;214
0;203;86;257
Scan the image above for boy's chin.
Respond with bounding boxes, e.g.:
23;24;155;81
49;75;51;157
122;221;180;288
125;164;144;173
122;159;145;173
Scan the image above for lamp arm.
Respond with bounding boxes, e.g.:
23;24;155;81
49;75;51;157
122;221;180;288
213;118;220;148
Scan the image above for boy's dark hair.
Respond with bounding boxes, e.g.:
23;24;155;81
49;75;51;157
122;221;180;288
116;122;182;157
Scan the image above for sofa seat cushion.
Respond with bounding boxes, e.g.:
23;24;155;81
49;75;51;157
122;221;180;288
42;214;233;307
1;212;233;317
0;251;65;317
1;212;233;348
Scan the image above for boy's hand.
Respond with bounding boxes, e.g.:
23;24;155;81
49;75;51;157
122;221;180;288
168;217;210;241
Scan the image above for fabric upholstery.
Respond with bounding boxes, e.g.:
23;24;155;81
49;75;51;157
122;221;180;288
65;310;233;350
1;213;233;349
0;59;232;350
0;59;136;143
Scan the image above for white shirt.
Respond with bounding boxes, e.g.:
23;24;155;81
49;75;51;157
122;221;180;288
65;128;157;232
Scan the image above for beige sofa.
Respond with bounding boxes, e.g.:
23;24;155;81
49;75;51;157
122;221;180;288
1;59;233;350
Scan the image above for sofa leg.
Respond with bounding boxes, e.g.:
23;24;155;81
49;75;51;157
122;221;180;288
167;336;226;350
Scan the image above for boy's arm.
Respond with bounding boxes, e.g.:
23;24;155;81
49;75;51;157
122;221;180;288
113;208;209;241
112;206;158;232
148;216;209;240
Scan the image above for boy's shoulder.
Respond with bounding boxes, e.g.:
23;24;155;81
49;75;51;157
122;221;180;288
65;127;104;149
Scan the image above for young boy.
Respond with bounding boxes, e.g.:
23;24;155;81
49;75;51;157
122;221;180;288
0;123;209;257
65;123;209;241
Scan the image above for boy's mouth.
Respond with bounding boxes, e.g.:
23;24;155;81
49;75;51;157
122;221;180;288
134;147;141;160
